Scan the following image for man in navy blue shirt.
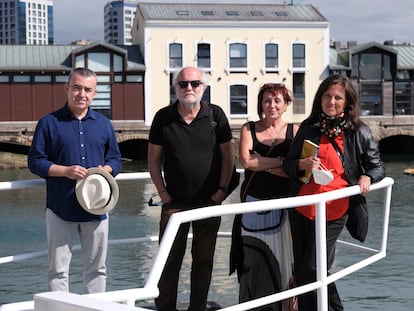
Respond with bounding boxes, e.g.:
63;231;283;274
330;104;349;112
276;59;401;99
28;67;121;293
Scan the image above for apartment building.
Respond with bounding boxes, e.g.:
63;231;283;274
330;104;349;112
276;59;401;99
104;0;138;45
0;0;53;45
132;2;330;126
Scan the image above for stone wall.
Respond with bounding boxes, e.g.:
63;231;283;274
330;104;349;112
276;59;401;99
0;152;28;169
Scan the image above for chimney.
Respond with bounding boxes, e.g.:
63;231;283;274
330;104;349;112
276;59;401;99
333;41;341;50
347;41;357;49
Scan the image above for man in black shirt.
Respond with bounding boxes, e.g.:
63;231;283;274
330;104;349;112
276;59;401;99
148;66;234;311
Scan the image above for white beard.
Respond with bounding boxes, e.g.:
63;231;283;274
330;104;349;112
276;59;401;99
180;100;198;110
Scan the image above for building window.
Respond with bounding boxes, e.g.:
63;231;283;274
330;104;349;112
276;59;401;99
292;73;305;114
230;84;247;115
383;54;392;80
395;82;412;115
92;84;112;119
229;43;247;69
113;54;123;72
88;52;111;72
126;75;143;82
360;82;382;115
34;75;51;83
0;74;9;83
55;75;68;83
360;53;382;80
75;54;85;68
169;43;182;68
265;43;278;70
202;85;211;103
13;74;30;83
352;52;393;81
292;43;305;68
197;43;211;68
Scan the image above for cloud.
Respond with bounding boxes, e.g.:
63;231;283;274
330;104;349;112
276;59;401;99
307;0;413;45
54;0;105;44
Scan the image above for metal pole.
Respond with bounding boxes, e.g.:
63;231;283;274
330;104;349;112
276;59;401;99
315;200;328;311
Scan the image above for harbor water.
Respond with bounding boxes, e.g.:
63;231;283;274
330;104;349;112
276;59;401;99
0;157;413;310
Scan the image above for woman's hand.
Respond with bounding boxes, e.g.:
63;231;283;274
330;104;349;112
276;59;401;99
358;175;371;195
299;157;320;172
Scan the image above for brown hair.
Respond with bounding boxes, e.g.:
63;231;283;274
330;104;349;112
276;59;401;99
308;74;362;130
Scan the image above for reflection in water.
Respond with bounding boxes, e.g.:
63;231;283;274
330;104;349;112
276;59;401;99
0;159;413;310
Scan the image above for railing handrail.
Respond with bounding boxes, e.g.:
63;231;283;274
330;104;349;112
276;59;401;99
0;172;153;191
0;173;394;311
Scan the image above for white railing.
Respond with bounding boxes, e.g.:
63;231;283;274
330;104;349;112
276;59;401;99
0;172;394;311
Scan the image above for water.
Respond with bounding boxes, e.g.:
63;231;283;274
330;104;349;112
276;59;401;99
1;158;414;310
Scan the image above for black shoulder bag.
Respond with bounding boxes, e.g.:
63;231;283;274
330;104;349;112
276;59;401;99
329;136;369;242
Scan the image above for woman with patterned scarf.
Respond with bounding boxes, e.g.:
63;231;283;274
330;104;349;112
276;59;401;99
283;74;384;311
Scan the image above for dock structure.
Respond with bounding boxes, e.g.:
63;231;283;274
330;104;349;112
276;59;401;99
1;117;414;151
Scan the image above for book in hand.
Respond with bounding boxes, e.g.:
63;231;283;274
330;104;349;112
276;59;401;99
299;139;319;184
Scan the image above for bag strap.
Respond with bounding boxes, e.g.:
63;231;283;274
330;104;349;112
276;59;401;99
240;122;277;201
328;136;345;167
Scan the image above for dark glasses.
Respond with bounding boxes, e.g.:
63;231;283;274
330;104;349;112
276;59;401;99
177;80;202;89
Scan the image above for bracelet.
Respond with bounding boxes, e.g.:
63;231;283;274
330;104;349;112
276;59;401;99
279;156;284;166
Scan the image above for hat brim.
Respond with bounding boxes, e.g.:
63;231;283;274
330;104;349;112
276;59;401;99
75;167;119;215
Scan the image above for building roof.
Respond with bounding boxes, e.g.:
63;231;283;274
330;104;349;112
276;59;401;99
0;45;77;71
329;42;414;72
0;42;145;71
138;3;327;22
348;41;397;55
329;48;351;71
392;45;414;70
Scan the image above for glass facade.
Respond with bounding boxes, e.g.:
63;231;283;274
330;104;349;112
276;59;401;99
0;0;53;45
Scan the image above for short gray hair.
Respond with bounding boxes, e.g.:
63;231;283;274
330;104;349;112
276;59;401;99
68;67;97;84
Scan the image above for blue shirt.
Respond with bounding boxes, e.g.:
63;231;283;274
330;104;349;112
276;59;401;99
28;104;122;222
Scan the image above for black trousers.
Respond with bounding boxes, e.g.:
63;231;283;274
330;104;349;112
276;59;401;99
155;202;221;311
289;209;346;311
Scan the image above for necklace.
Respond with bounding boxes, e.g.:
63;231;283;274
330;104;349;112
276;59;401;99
270;122;286;145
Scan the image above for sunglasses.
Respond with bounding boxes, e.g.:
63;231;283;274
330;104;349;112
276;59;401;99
177;80;202;89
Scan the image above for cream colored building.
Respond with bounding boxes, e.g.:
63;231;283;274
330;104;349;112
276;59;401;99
132;2;330;126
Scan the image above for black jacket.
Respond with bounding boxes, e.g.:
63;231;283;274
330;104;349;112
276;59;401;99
283;118;385;196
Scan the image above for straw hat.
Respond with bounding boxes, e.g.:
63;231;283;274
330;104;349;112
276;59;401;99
75;167;119;215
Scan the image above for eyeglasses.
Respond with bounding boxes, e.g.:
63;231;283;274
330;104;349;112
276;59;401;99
177;80;202;89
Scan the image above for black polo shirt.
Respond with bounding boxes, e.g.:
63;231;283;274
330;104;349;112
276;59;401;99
149;101;232;206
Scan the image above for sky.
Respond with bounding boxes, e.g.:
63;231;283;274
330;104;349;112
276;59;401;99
54;0;414;45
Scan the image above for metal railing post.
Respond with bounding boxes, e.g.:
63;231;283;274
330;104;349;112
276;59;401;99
315;200;328;311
